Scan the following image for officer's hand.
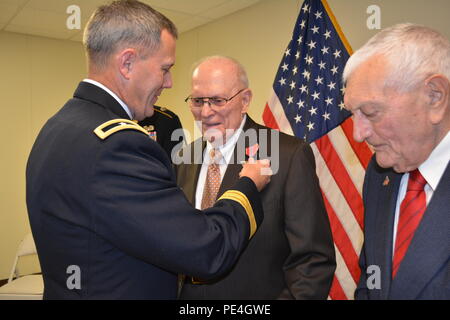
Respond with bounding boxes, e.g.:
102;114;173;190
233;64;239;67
239;158;272;192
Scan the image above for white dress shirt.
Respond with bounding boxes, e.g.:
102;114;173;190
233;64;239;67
83;79;133;119
392;131;450;253
195;115;247;209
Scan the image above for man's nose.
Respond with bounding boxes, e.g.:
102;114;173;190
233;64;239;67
200;101;215;118
352;113;372;143
163;72;173;89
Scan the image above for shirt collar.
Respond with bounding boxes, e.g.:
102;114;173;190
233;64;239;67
418;131;450;191
205;114;247;165
83;79;133;119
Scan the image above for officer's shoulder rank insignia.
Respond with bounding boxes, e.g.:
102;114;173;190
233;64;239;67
94;119;149;140
154;106;173;119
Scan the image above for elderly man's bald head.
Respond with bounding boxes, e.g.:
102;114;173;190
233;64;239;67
192;56;249;90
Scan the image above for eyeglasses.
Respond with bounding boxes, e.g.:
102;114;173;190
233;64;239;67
185;88;246;108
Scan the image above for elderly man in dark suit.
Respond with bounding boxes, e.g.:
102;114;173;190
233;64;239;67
343;23;450;300
177;56;336;299
26;1;271;299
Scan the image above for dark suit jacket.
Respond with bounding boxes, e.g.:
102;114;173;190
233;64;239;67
26;82;264;299
177;116;336;299
356;156;450;299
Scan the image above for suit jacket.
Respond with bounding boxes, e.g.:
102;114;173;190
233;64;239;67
356;156;450;299
26;82;264;299
177;116;336;299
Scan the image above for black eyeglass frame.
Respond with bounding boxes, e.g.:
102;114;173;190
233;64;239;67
184;88;247;108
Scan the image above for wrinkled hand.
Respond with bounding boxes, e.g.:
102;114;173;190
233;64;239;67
239;158;272;191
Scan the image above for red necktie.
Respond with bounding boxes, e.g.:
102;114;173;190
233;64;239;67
392;169;427;277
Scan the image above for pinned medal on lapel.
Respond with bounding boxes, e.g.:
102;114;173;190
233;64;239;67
142;125;157;142
246;143;259;158
383;176;390;186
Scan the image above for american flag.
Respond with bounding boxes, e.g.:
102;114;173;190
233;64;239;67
262;0;373;299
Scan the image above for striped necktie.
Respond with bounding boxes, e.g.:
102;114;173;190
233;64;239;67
392;169;427;277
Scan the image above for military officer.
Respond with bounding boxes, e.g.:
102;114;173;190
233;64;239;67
26;0;271;299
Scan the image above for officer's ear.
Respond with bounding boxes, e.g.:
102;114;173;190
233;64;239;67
117;48;138;80
241;88;253;114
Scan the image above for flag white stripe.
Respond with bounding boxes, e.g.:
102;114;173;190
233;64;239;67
310;143;364;253
327;126;366;193
334;244;357;299
268;90;294;135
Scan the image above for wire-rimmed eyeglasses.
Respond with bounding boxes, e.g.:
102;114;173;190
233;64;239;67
184;88;246;108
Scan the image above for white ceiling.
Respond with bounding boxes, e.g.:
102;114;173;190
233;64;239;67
0;0;262;41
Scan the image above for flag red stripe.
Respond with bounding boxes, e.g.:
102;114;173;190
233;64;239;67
329;275;348;300
262;104;280;130
322;191;361;283
315;135;365;230
340;118;373;169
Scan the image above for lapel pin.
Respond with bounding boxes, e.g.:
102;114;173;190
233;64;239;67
246;143;259;158
383;176;390;186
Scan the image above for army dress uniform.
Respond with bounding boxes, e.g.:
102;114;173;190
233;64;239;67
138;105;185;158
26;81;264;299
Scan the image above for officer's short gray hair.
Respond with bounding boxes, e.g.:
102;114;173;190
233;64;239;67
83;0;178;70
343;23;450;92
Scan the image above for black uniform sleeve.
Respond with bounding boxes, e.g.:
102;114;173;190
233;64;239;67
89;131;263;279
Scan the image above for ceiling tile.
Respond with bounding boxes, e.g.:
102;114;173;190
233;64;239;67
10;7;68;30
25;0;105;13
176;16;213;33
152;6;193;21
1;0;29;6
0;4;21;24
144;0;227;15
6;24;70;40
200;0;261;19
2;0;263;40
6;8;79;38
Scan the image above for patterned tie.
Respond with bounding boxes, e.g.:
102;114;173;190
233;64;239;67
201;149;223;210
392;169;427;277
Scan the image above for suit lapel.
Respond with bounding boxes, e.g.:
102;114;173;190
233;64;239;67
374;170;402;299
390;162;450;299
217;116;261;199
181;139;205;204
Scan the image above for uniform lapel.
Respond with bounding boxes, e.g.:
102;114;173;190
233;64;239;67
74;81;131;119
390;162;450;299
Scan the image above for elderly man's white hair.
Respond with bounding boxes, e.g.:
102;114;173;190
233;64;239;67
343;23;450;92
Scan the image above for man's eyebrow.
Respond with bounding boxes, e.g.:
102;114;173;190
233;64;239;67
352;100;384;110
